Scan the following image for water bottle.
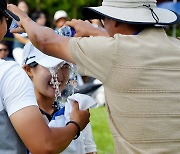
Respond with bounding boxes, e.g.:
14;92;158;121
9;19;28;36
9;18;18;30
55;26;75;37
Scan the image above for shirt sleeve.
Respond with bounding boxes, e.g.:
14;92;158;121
69;36;116;83
2;64;38;116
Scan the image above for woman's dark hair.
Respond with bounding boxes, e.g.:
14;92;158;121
31;11;44;22
0;41;8;48
0;0;7;22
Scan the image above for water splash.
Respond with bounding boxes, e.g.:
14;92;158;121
68;64;79;94
48;63;65;108
48;63;80;108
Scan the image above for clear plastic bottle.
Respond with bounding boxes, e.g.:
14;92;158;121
55;26;75;37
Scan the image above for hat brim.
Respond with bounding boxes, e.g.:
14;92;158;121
37;56;65;68
82;6;179;25
23;42;65;68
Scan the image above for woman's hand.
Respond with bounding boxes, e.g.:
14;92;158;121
70;101;90;131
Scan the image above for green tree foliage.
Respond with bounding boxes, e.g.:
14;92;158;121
9;0;102;27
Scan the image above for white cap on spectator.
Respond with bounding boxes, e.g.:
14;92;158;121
54;10;68;21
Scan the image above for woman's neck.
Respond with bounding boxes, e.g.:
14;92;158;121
35;92;55;115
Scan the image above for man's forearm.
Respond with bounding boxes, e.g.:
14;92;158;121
44;125;78;154
21;17;54;51
11;106;80;154
21;17;74;63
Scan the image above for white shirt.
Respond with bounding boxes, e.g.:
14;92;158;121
0;60;38;153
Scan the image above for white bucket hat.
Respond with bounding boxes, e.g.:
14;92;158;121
54;10;68;21
82;0;179;25
22;42;65;68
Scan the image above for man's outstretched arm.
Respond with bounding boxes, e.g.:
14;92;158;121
8;4;108;64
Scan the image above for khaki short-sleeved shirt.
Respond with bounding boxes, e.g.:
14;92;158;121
69;27;180;153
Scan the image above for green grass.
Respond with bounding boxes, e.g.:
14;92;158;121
90;106;115;154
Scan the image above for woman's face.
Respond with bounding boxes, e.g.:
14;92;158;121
31;64;69;99
55;18;68;29
36;13;46;26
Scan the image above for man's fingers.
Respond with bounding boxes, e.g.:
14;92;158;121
7;4;28;19
85;20;90;23
10;27;24;33
64;20;73;27
7;4;18;14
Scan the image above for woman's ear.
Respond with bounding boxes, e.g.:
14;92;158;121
23;65;33;79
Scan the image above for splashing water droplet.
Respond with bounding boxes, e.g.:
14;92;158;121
68;64;79;94
48;63;65;108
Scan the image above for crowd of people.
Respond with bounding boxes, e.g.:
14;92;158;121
0;0;180;153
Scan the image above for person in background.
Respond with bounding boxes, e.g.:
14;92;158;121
12;0;29;65
3;0;14;60
0;41;9;59
22;42;97;154
9;0;180;153
31;10;46;26
0;1;90;153
17;0;28;13
54;10;68;30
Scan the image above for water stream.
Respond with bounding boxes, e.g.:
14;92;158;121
48;63;78;109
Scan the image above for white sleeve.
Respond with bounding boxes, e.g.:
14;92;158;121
2;64;38;116
83;123;97;153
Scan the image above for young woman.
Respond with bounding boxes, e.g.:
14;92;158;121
23;42;97;154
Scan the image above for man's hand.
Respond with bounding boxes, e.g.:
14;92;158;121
70;101;90;131
7;4;29;33
65;19;109;37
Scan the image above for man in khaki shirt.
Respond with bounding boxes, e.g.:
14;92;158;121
9;0;180;153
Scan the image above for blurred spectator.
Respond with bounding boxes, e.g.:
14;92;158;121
3;31;14;60
31;10;46;26
17;0;29;13
54;10;68;29
3;0;14;60
13;0;29;65
0;41;9;60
